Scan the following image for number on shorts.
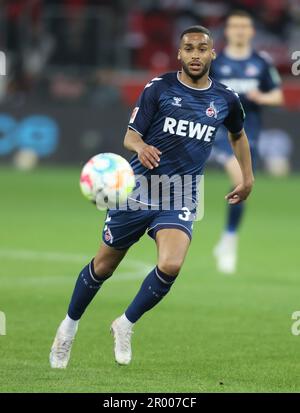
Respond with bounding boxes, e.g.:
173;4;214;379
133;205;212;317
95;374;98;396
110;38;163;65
178;207;191;221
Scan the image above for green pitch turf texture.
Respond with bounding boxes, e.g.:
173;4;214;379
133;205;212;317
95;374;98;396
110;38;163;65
0;166;299;393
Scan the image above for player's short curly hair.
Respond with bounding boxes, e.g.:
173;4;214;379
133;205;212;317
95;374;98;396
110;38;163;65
180;25;212;40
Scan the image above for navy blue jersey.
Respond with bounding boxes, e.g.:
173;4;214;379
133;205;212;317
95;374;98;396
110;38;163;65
210;50;281;114
128;71;245;206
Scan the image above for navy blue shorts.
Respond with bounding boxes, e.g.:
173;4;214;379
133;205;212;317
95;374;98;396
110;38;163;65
102;208;195;250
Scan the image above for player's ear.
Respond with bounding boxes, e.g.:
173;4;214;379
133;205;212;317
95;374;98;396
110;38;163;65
212;49;217;60
177;49;181;61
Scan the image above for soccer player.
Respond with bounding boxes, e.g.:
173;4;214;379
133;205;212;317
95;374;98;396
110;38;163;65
210;10;283;274
50;25;254;368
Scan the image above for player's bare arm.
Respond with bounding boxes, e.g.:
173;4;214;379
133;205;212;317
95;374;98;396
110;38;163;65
124;128;161;170
247;88;284;106
225;128;254;205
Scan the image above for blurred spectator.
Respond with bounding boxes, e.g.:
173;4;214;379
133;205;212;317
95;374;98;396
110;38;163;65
127;6;174;71
0;0;298;101
4;0;44;94
46;0;99;67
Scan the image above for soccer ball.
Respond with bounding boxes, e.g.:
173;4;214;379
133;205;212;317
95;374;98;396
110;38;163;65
79;153;135;210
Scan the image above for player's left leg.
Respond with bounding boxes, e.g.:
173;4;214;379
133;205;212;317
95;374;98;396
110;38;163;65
111;228;190;365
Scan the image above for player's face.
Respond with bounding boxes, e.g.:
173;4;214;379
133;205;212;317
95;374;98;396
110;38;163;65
225;16;255;47
178;33;216;81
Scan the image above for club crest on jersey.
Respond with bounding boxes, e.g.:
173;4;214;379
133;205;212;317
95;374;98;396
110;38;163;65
206;101;218;119
104;225;113;244
172;97;182;107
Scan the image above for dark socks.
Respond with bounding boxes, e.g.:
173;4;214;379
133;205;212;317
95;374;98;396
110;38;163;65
226;199;244;233
67;259;110;321
125;266;177;323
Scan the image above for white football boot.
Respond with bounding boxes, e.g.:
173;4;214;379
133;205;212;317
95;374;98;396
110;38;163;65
111;315;134;365
49;317;78;369
213;232;238;274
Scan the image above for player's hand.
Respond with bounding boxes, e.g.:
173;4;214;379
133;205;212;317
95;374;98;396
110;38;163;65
225;182;253;205
137;143;162;170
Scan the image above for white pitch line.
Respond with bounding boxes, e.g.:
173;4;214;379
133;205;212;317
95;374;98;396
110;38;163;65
0;248;153;281
0;248;90;263
1;273;146;283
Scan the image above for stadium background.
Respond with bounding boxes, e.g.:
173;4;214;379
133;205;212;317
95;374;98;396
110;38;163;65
0;0;300;393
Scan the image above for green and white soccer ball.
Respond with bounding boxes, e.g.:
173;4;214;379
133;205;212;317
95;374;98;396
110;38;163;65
80;153;135;210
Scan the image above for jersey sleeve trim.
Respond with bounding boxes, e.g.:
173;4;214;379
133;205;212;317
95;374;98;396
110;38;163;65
128;125;144;137
127;77;163;136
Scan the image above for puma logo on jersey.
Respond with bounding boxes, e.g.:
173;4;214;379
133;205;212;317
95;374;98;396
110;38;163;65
163;117;216;142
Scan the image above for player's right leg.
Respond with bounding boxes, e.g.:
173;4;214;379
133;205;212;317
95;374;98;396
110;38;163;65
49;243;127;369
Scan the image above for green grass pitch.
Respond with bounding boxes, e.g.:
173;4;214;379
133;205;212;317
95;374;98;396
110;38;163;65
0;166;299;393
